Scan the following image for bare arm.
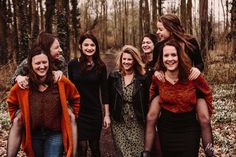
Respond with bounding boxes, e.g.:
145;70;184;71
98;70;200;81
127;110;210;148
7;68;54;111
144;96;161;151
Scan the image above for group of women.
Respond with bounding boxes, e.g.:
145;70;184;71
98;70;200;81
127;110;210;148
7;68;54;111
7;14;215;157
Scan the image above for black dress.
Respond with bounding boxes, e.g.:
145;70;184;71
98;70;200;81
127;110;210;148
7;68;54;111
68;59;108;140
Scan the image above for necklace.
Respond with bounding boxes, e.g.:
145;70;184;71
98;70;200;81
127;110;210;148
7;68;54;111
165;73;178;85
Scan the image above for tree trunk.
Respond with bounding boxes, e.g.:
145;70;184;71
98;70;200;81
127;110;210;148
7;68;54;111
139;0;143;43
45;0;55;33
158;0;162;16
221;0;226;32
113;0;118;47
187;0;192;34
0;0;8;64
71;0;80;58
17;0;29;64
199;0;208;68
38;0;44;30
180;0;187;31
231;0;236;58
143;0;150;34
131;0;136;46
31;0;39;39
226;0;229;33
12;0;19;63
56;0;70;62
124;0;128;44
152;0;157;33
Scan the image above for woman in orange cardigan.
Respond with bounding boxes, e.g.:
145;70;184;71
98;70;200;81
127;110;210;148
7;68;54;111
7;47;80;157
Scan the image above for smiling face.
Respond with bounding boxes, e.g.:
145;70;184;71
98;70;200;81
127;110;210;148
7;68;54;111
142;37;155;54
81;38;96;57
50;39;62;60
122;52;134;73
32;53;49;79
163;45;179;72
156;21;171;41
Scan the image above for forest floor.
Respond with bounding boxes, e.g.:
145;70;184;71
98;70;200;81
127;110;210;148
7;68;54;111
0;50;235;157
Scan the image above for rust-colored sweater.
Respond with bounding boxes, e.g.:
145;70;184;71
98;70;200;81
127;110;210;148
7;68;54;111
150;74;213;115
7;76;80;157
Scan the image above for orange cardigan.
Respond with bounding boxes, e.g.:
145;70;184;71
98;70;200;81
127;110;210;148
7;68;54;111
7;76;80;157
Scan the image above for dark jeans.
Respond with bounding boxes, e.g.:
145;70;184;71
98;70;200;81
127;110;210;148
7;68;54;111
31;129;63;157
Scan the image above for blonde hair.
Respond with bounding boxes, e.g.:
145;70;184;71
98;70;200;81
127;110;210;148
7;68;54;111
116;45;145;75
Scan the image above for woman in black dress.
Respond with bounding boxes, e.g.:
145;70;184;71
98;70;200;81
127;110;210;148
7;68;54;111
68;33;110;157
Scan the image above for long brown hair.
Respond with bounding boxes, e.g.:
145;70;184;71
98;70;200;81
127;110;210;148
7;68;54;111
33;31;58;58
156;39;192;82
158;14;195;50
27;46;54;90
141;33;158;65
78;33;105;74
117;45;145;75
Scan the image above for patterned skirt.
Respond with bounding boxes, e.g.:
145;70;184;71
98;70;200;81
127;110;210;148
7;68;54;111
111;102;145;157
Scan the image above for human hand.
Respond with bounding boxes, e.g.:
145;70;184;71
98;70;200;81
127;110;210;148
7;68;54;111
189;67;201;80
154;71;165;82
103;115;111;129
53;70;63;81
16;75;29;89
140;151;151;157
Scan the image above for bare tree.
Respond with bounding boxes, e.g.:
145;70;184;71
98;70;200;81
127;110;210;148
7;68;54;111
180;0;187;30
199;0;208;65
45;0;55;33
0;0;8;64
158;0;163;16
139;0;143;42
56;0;70;61
131;0;136;46
231;0;236;58
71;0;80;58
38;0;45;31
143;0;150;34
187;0;193;34
152;0;157;33
31;0;39;39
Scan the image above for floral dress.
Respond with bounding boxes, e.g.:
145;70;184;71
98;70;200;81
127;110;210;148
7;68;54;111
111;77;145;157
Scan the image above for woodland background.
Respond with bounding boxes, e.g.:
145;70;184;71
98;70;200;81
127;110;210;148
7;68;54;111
0;0;235;156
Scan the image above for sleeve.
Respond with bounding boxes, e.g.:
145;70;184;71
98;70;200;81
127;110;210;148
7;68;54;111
7;86;20;121
149;76;159;102
100;65;109;104
194;75;213;115
64;77;80;118
10;59;28;85
189;38;204;72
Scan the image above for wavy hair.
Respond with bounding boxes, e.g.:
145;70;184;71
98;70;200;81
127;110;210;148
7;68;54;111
32;31;58;57
156;39;192;82
158;14;195;50
117;45;145;75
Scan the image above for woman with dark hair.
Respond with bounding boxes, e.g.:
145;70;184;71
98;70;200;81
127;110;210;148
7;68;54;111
108;45;149;157
142;39;213;157
141;33;158;86
150;14;214;157
68;33;110;157
141;33;162;156
7;47;80;157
